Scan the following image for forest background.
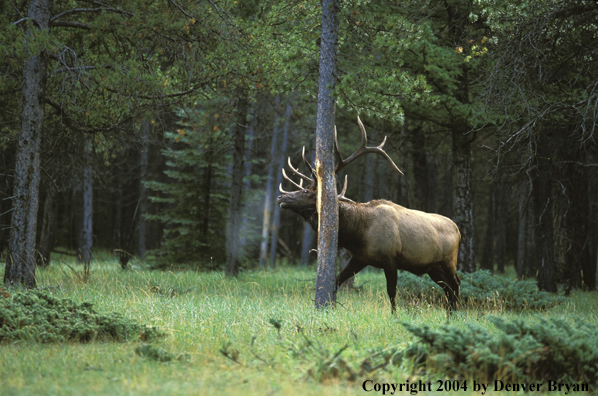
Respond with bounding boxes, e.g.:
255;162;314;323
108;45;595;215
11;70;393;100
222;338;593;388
1;0;597;294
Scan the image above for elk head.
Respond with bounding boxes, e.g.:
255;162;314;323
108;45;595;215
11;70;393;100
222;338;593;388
276;116;403;220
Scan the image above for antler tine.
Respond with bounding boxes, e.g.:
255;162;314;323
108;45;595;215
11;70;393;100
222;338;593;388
286;155;313;184
337;175;355;203
279;183;291;194
339;174;348;197
334;116;404;175
282;169;304;190
301;146;317;181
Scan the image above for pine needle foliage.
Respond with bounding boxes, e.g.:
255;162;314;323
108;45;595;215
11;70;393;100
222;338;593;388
146;107;233;266
395;270;565;310
402;316;598;387
0;288;163;343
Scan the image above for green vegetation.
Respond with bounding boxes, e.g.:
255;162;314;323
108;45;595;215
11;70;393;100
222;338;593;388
0;288;163;343
1;256;596;395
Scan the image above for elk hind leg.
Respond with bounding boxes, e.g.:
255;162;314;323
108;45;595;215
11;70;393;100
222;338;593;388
383;267;398;314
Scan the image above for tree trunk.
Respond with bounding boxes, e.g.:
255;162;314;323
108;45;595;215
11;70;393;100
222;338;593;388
137;121;150;260
525;191;536;278
300;221;315;266
495;176;507;273
396;119;414;207
259;97;281;268
314;0;340;309
4;0;52;287
201;162;213;243
452;127;475;273
239;104;256;252
516;181;529;279
269;102;291;269
442;151;453;219
243;105;256;190
411;124;428;211
363;155;375;202
226;94;248;277
481;181;496;271
36;185;58;268
534;151;556;292
79;140;93;274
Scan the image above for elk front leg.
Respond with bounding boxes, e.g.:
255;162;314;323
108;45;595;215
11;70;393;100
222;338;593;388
335;257;367;291
383;267;398;314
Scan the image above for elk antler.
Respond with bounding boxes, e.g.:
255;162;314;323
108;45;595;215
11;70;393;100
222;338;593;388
334;116;404;176
286;147;316;185
337;174;355;203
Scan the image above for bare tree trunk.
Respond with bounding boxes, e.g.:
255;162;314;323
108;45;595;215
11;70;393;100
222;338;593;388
411;124;428;211
137;121;150;260
36;185;58;268
239;104;256;253
243;105;256;190
442;151;453;219
525;192;536;278
516;181;529;279
452;127;475;273
396;120;413;207
300;221;315;266
481;181;496;271
259;97;281;268
269;102;291;269
495;175;507;273
314;0;340;309
362;155;375;202
226;94;248;277
79;140;93;274
4;0;52;287
534;150;556;292
0;147;14;259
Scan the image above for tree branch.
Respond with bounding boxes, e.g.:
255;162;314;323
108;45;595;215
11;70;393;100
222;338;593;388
50;8;102;22
51;20;91;30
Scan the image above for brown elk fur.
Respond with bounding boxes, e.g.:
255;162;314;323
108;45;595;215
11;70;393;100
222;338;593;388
276;116;461;312
278;190;461;312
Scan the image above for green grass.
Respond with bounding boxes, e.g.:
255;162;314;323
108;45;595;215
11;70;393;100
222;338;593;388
1;255;597;395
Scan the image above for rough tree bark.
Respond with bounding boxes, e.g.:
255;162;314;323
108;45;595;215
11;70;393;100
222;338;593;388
36;185;58;268
137;120;150;260
495;176;507;273
516;181;529;279
225;94;248;277
452;126;475;273
534;137;557;292
314;0;340;309
79;139;93;274
259;97;281;268
269;102;291;269
481;181;496;271
300;221;315;266
4;0;52;287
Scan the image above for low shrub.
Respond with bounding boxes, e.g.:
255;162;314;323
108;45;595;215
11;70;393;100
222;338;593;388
401;317;598;387
394;270;565;310
0;288;163;343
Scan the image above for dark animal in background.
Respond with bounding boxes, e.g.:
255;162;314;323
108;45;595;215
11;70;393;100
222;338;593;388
276;117;461;312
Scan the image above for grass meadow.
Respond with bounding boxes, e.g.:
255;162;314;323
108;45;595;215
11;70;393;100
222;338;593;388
1;253;597;395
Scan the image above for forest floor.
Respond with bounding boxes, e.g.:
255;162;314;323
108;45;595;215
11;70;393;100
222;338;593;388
1;253;597;395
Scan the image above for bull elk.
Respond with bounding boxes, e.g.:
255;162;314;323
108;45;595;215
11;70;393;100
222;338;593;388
276;117;461;312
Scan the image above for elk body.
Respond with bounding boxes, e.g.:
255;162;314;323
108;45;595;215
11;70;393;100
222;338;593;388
276;117;461;312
